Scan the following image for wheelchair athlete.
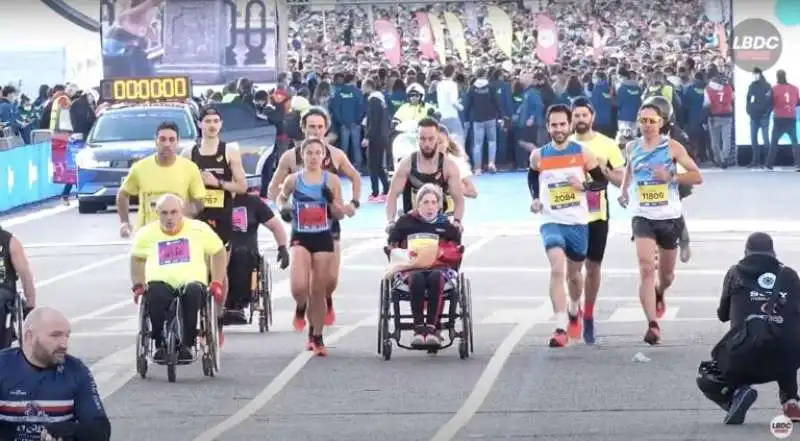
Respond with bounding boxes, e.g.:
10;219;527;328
130;194;227;362
0;225;36;349
224;188;291;324
386;183;463;348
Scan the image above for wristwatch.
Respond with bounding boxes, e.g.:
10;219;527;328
350;199;360;209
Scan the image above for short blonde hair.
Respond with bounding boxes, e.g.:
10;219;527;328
415;183;443;208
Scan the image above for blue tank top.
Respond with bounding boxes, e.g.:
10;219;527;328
628;136;682;220
291;171;331;233
537;141;589;225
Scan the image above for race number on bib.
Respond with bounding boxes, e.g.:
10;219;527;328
586;191;602;213
548;182;579;210
158;238;191;266
408;232;439;253
204;189;225;209
296;202;329;233
232;206;248;232
637;181;668;207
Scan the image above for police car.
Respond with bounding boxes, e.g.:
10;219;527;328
75;76;275;214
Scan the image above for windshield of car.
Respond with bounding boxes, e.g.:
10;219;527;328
88;109;196;143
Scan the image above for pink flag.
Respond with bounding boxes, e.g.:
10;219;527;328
373;20;401;66
414;12;437;60
536;14;559;65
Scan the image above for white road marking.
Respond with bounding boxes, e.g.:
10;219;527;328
192;315;374;441
1;204;74;227
36;254;128;288
429;303;552;441
343;264;730;276
90;239;384;400
607;306;680;322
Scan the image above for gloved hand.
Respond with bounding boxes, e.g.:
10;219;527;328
279;204;293;223
276;245;290;269
209;280;224;303
131;284;145;304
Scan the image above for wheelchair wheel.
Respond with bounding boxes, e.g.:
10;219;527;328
165;324;178;383
258;258;273;333
377;278;391;359
12;294;23;348
458;273;473;360
206;295;221;373
135;300;150;379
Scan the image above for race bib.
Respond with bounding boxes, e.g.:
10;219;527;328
548;182;579;210
587;191;602;213
411;188;455;214
158;238;191;266
407;233;439;253
204;189;225;209
638;181;668;207
232;206;248;232
296;202;329;232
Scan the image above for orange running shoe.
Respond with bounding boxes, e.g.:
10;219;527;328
548;329;568;348
655;286;666;319
567;309;582;340
783;399;800;422
293;304;307;332
644;322;661;345
310;335;328;356
325;297;336;325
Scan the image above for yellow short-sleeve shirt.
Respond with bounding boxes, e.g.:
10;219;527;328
571;133;625;222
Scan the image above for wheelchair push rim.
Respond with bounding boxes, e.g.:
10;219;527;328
135;299;150;378
259;257;273;332
207;296;221;372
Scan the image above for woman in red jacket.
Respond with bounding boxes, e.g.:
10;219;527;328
386;183;463;348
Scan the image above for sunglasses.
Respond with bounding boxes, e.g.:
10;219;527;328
638;116;661;125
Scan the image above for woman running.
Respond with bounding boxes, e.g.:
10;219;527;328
276;137;346;356
437;127;478;199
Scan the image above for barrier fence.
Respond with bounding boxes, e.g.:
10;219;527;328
0;141;66;213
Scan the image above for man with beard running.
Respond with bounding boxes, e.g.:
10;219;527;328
567;98;625;344
385;117;466;231
267;106;361;326
527;104;608;348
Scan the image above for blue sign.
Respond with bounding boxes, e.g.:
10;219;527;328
0;142;65;213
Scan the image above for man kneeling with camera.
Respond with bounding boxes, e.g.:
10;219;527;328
697;232;800;425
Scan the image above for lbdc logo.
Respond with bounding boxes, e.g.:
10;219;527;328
733;18;783;72
770;414;793;438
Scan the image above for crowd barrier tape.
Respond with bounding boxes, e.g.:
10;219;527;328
0;142;65;213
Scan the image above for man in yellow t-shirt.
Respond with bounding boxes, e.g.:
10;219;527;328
568;98;626;345
130;193;227;362
116;121;207;238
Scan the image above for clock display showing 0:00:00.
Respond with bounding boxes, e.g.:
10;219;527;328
111;78;188;100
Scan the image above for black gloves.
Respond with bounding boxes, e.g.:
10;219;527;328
276;245;290;270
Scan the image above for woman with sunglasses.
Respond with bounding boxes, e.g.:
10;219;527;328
618;99;703;346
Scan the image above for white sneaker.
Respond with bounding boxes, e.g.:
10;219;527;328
410;333;425;347
425;333;441;347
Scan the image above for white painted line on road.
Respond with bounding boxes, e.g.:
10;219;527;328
430;303;552;441
70;300;132;324
1;204;74;227
36;254;128;288
343;264;729;276
88;239;384;401
607;306;680;322
192;314;375;441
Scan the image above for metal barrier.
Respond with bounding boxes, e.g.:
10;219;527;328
30;129;52;144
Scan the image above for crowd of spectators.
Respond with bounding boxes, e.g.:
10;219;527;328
280;0;731;172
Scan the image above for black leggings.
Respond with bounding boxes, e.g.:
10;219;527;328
146;281;205;348
408;269;447;328
367;139;389;196
0;287;15;349
227;246;256;309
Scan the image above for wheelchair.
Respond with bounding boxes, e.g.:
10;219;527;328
377;246;474;361
246;251;273;333
3;288;25;348
135;285;221;383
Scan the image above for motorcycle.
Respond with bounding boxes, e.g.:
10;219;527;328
391;119;418;170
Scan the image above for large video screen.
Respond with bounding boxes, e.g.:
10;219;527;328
99;0;278;86
733;0;799;146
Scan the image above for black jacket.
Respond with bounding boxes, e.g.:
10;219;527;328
746;78;772;119
365;91;390;143
718;254;800;329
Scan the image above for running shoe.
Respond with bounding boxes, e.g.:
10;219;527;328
293;305;307;331
306;328;314;351
724;386;758;425
310;335;328;356
548;329;568;348
655;286;666;319
783;399;800;422
325;297;336;326
425;326;441;347
178;347;193;362
410;332;425;347
644;322;661;345
583;318;596;345
567;308;583;340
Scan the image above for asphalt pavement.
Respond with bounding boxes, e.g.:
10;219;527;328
3;169;799;441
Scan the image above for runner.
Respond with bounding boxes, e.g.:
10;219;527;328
182;106;248;246
569;98;625;344
618;101;703;345
117;121;207;237
267;106;361;326
437;125;478;199
275;137;347;356
527;104;608;348
385;117;466;230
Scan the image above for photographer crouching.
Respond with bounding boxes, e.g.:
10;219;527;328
697;232;800;425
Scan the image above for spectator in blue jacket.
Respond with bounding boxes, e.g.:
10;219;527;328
490;68;514;167
463;69;501;174
561;75;589;106
386;79;406;121
330;73;365;169
590;71;614;138
616;69;643;142
0;86;21;137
